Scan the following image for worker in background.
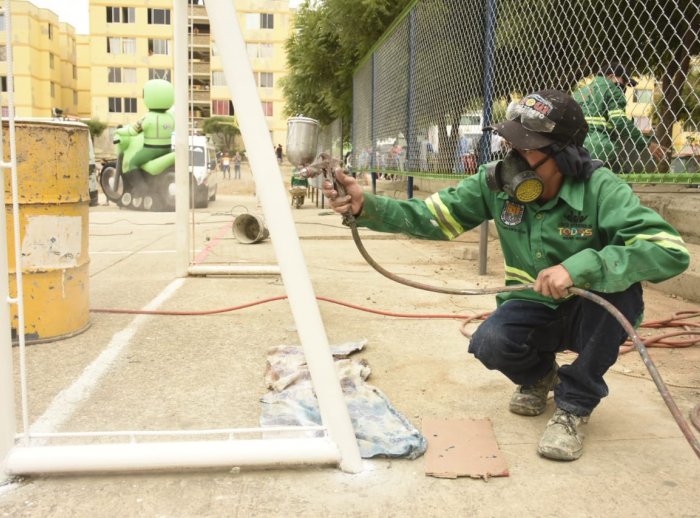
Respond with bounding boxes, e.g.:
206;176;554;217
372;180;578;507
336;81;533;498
321;90;689;461
572;62;664;172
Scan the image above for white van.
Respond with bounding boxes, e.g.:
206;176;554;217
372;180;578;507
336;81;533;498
188;135;218;207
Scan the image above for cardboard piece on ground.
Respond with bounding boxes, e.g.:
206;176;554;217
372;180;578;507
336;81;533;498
423;418;509;480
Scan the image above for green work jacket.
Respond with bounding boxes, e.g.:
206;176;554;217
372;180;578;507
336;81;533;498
572;76;647;167
133;110;175;147
357;166;689;308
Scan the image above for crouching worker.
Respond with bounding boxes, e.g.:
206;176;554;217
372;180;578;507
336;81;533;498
322;90;689;461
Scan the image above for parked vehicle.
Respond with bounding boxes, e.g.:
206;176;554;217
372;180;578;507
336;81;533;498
87;135;98;206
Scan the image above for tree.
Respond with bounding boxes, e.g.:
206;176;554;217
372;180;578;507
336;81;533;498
84;118;108;142
282;0;413;128
200;116;241;153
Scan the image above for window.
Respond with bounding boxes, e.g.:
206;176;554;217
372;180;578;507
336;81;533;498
49;53;54;69
0;76;7;92
148;39;170;56
124;97;137;113
212;99;233;116
634;116;652;132
73;65;77;79
634;89;653;104
50;82;55;98
1;107;8;118
0;14;5;31
148;8;171;25
0;46;6;61
246;43;273;60
108;97;122;113
107;6;135;23
262;101;273;117
211;71;226;86
107;37;136;55
109;97;137;113
48;24;53;39
260;13;274;29
149;68;171;81
122;38;136;54
108;67;136;83
256;72;273;88
73;91;78;105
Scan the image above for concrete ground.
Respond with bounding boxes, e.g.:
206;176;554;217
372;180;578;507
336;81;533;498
1;164;699;517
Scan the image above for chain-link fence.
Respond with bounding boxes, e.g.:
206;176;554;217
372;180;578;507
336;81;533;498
352;0;700;182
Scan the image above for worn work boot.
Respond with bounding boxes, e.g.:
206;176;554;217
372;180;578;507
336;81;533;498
509;363;559;416
537;408;589;461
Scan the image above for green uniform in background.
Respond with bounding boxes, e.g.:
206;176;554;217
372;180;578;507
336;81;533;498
357;166;689;308
572;76;648;172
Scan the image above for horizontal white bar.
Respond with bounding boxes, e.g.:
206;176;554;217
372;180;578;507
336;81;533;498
0;161;11;169
18;425;325;440
6;437;341;475
188;264;280;276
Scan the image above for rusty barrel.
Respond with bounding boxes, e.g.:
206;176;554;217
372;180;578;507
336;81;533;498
3;119;90;343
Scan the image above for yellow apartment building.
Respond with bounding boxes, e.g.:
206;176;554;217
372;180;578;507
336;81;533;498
0;0;80;118
88;0;294;156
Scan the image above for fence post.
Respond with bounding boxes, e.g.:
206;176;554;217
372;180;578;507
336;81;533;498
406;8;417;199
370;55;378;194
478;0;498;276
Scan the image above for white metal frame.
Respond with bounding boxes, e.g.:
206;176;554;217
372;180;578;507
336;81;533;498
1;0;362;480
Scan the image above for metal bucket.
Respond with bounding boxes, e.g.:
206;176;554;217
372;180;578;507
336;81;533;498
286;116;320;167
232;213;269;244
3;119;91;343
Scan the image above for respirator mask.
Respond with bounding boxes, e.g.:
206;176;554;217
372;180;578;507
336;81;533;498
484;150;547;204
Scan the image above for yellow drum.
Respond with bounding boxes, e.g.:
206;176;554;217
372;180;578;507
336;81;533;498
3;119;90;343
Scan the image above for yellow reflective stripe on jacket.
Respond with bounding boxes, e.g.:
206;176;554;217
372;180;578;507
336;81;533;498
505;265;536;284
626;232;689;254
425;193;464;239
608;109;627;118
584;116;611;128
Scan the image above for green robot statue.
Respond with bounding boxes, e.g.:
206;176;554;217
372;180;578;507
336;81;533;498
117;79;175;172
101;79;178;211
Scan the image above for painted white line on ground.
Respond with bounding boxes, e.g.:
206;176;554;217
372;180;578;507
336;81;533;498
90;250;201;255
28;278;187;442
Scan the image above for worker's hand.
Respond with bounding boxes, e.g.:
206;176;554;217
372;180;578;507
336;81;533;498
322;168;365;216
648;142;666;161
534;264;574;300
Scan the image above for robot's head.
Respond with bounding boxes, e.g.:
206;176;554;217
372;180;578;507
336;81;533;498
143;79;174;110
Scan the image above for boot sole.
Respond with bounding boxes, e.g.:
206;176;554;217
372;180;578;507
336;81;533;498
537;444;583;461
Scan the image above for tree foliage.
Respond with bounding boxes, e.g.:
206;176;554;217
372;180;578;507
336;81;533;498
200;116;241;152
282;0;413;126
84;118;108;142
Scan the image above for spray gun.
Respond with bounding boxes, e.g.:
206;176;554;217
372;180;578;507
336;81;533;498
286;117;354;225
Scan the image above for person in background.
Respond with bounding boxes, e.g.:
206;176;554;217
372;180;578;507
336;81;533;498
276;144;283;164
221;152;231;179
572;62;665;172
321;89;689;461
232;151;242;180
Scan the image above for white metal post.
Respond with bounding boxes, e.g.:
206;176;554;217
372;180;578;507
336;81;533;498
204;0;362;473
174;0;190;277
0;0;17;480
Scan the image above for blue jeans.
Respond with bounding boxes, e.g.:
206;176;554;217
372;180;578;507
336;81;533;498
468;284;644;416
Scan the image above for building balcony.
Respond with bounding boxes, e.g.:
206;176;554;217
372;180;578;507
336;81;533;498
190;62;211;74
189;34;210;47
190;92;210;103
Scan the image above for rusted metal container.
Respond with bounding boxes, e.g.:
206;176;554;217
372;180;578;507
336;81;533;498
3;119;90;343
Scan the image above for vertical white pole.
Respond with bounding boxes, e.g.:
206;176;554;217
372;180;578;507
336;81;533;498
204;0;362;473
174;0;190;277
0;0;17;479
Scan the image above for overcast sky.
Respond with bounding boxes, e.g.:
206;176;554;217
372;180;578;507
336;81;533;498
27;1;303;35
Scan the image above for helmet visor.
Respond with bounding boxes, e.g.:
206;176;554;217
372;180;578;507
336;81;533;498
505;101;556;133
